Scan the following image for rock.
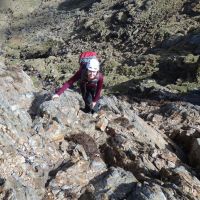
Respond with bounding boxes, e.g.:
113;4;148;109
0;61;35;109
0;0;200;199
155;102;200;153
3;176;42;200
100;96;121;114
131;114;168;149
128;182;167;200
88;167;138;200
96;116;108;131
160;166;200;199
20;42;52;60
162;34;183;48
39;90;81;126
66;133;100;160
189;138;200;169
100;96;168;149
188;34;200;46
47;159;107;199
90;157;107;171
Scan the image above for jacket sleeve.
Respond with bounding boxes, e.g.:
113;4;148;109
93;73;104;102
56;69;81;96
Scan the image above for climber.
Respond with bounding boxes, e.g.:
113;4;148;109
52;53;104;114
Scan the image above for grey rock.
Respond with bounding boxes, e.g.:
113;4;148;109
189;138;200;169
162;34;183;48
0;0;200;199
188;34;200;46
90;167;138;200
128;182;167;200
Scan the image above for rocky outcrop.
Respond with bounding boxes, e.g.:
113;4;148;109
0;57;200;199
0;61;35;108
0;0;200;199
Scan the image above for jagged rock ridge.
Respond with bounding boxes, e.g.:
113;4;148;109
0;0;199;199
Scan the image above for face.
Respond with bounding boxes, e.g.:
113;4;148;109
87;70;98;79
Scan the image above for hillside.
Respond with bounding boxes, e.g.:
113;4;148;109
0;0;200;199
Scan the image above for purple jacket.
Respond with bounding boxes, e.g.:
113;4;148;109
56;69;104;102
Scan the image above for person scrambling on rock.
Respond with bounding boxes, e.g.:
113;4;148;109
52;52;104;113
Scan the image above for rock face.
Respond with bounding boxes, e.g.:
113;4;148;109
0;61;35;109
1;57;200;199
0;0;200;199
79;167;138;200
189;138;200;169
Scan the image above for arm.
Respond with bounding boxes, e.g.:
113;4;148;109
56;69;82;96
93;73;104;102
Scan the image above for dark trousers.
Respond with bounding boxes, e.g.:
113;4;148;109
80;86;99;113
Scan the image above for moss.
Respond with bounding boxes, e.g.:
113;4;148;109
5;59;21;67
104;75;132;94
167;82;200;93
4;47;21;59
184;54;199;64
15;37;65;60
31;76;41;88
94;20;106;30
115;64;157;78
24;59;45;72
103;59;121;75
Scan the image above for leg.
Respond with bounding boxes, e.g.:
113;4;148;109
80;85;94;113
84;90;94;112
80;85;101;113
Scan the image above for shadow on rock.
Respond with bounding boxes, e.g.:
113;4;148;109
182;0;200;17
79;167;137;200
115;29;200;105
182;89;200;106
152;55;200;86
110;78;182;102
45;161;74;188
149;29;200;86
28;92;52;119
58;0;100;12
65;133;100;160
